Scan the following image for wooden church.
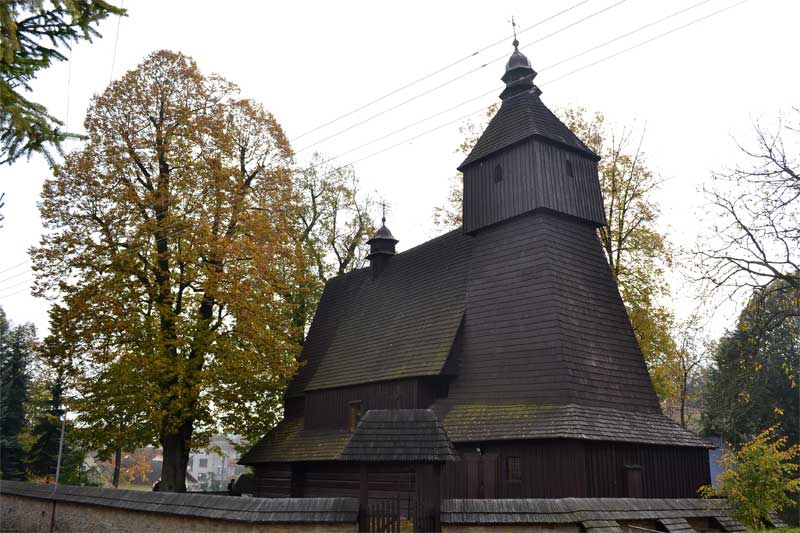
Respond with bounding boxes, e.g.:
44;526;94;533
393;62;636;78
240;39;711;505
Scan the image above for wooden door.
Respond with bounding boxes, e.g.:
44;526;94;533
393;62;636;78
481;453;498;498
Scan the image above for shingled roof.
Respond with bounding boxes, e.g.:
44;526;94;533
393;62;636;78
431;401;712;448
286;229;472;397
239;417;351;464
440;498;745;530
459;89;597;170
241;409;457;465
341;409;458;463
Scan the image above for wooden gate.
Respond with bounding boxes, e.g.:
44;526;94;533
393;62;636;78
412;497;436;532
369;496;400;532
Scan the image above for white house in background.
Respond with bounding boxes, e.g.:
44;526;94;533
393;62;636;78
187;435;248;491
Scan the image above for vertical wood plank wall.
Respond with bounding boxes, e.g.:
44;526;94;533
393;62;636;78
463;139;605;234
304;378;446;429
253;441;710;500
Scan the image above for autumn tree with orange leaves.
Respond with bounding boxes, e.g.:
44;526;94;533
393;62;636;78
31;51;305;492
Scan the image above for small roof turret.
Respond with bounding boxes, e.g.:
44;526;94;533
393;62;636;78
367;211;398;278
500;39;538;100
367;216;398;260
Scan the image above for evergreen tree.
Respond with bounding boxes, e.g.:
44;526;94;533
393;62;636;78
702;281;799;447
1;0;124;165
0;307;35;480
26;373;65;479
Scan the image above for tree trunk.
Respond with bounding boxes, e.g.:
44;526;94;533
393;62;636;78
112;447;122;488
159;419;193;492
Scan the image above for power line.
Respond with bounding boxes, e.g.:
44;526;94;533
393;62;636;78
110;0;125;82
0;286;33;300
302;0;748;185
547;0;748;85
302;0;726;173
0;260;31;275
0;2;659;280
0;0;749;299
0;216;195;299
0;269;32;285
294;0;628;155
538;0;715;73
290;0;592;142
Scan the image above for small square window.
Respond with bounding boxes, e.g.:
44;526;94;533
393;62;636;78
199;458;208;468
507;456;522;481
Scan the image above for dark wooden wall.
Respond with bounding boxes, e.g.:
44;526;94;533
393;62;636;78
254;462;417;515
446;212;662;413
444;440;710;499
254;440;709;501
463;138;604;234
304;378;448;430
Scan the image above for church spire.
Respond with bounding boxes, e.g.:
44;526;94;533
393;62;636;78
499;35;538;100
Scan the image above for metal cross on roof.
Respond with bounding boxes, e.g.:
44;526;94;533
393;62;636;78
379;200;390;224
511;16;519;46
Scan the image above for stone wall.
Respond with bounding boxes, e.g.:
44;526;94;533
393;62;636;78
0;494;353;533
0;481;357;533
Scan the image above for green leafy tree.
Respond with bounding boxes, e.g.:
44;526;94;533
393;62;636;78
702;280;799;447
0;307;36;480
1;0;124;165
41;305;155;487
31;50;304;492
700;425;800;530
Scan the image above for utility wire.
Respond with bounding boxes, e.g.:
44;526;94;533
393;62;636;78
547;0;748;85
0;0;749;298
0;269;32;285
294;0;628;154
299;0;749;185
290;0;592;142
302;0;722;172
0;260;31;275
109;0;125;82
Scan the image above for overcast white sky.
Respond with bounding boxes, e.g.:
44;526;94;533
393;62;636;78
1;0;798;339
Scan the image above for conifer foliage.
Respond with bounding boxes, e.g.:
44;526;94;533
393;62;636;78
0;307;34;480
1;0;124;164
26;374;65;478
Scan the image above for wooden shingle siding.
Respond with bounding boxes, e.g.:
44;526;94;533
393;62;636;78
459;89;597;170
340;409;457;463
441;496;744;529
450;211;661;413
240;418;352;464
463;139;604;233
302;230;471;393
658;517;696;532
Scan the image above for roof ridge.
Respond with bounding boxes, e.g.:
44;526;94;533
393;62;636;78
326;226;468;284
